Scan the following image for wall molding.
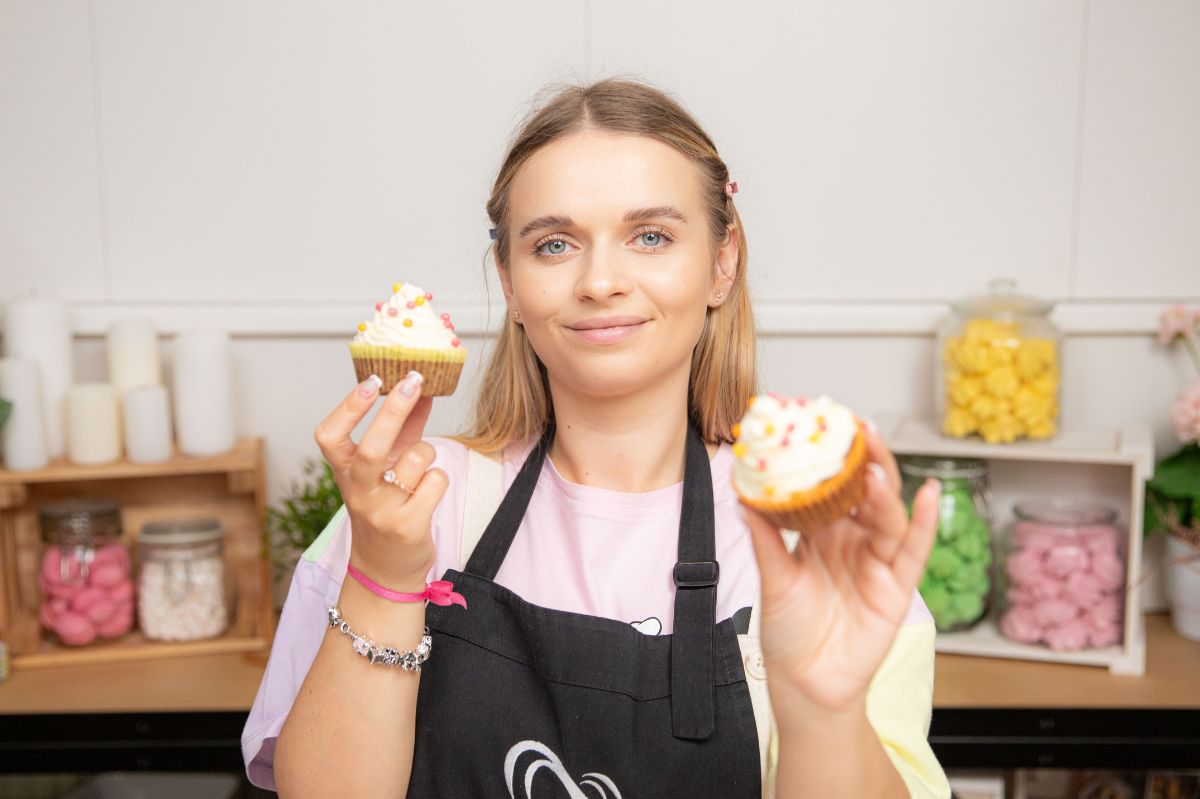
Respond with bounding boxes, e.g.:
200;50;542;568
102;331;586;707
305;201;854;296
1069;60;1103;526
0;299;1176;338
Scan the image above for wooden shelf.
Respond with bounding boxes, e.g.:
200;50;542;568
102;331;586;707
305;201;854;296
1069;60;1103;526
0;436;275;670
0;438;261;500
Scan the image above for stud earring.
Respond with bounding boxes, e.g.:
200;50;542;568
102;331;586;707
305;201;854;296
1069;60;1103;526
513;308;522;322
714;291;724;302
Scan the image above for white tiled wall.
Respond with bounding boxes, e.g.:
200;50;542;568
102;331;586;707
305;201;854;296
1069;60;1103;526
3;1;1199;511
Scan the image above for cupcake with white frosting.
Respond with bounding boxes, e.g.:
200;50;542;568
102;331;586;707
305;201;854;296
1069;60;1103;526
732;393;868;532
349;282;466;396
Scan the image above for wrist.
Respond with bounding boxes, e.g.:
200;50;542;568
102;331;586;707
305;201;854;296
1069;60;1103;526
769;682;869;736
340;574;428;620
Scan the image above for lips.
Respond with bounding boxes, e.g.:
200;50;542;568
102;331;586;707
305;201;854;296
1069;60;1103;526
566;317;647;344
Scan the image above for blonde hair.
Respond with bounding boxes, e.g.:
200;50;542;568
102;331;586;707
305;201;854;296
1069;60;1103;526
452;77;757;454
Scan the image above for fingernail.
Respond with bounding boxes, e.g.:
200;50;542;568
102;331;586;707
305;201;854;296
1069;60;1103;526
399;370;424;397
359;374;383;398
925;478;942;497
868;463;886;484
864;417;878;434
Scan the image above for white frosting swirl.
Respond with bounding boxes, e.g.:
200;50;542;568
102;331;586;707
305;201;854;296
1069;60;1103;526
353;282;459;349
732;394;859;500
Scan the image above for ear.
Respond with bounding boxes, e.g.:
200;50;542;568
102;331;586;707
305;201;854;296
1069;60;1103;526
709;223;739;308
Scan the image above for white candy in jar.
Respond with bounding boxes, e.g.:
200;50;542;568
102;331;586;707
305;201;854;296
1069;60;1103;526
137;555;227;640
136;517;229;642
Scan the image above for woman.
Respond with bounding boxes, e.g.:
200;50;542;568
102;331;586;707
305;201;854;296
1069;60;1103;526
243;77;950;798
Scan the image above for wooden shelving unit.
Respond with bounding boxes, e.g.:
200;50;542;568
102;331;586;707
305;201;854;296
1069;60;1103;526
0;437;276;669
880;417;1155;676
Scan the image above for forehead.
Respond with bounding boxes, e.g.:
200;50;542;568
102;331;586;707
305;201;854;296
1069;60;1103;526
509;130;704;225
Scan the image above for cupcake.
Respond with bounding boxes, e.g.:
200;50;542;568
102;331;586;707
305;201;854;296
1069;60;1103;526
731;393;868;532
349;282;466;396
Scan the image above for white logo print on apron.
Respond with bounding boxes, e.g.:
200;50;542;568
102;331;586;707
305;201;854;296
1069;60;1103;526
505;740;622;798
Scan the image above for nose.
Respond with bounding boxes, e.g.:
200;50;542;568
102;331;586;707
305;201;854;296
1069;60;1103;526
573;238;633;303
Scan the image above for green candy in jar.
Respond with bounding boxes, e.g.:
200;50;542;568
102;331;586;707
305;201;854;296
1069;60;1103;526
899;456;995;632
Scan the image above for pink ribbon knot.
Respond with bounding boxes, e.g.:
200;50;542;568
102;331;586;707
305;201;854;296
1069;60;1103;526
425;579;468;608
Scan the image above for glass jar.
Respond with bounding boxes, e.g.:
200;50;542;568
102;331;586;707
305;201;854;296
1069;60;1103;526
899;456;994;632
998;498;1125;651
37;498;134;646
136;518;230;641
936;278;1062;443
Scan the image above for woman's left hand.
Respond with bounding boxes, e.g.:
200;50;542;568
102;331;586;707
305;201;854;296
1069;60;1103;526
740;422;942;715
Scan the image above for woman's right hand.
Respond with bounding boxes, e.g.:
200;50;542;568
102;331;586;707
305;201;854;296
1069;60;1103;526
313;370;449;591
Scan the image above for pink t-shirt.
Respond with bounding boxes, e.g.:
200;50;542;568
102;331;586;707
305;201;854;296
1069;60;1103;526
241;435;933;791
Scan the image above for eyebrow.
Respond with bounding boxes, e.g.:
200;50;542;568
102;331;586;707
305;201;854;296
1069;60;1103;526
517;206;689;239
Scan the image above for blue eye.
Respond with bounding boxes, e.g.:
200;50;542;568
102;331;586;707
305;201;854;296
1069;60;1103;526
640;232;662;246
536;239;569;256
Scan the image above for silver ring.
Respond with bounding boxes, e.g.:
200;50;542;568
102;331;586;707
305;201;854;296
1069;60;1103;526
381;470;415;495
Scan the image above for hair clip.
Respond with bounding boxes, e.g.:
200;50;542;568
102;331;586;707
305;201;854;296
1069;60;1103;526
725;181;739;198
489;228;498;240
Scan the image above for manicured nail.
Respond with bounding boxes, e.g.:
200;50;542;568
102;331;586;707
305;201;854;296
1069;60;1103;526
864;417;878;434
399;370;424;397
868;463;886;484
359;374;383;398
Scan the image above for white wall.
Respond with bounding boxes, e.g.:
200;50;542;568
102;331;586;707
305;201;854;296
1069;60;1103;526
3;1;1199;516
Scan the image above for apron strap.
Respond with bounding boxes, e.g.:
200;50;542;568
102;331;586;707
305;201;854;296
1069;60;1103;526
670;422;719;740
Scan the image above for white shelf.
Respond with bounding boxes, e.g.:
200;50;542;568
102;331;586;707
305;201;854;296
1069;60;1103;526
878;416;1154;676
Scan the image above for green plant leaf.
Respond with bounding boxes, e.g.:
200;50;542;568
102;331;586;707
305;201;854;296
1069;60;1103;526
265;455;344;579
1144;489;1181;536
0;397;11;428
1147;443;1200;502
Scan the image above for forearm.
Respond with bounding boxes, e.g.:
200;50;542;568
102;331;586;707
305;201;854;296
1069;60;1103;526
771;686;909;799
274;578;426;799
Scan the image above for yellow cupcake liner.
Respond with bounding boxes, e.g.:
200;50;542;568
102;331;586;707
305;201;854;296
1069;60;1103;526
739;421;869;533
348;342;467;397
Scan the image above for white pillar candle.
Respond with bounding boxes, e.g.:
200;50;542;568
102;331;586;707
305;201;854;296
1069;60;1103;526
107;318;162;396
0;357;49;470
2;294;73;458
172;329;235;457
66;383;122;465
123;384;173;463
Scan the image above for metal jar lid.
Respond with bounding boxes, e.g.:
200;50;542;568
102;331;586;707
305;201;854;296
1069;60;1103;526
897;455;988;480
38;498;122;544
138;517;225;547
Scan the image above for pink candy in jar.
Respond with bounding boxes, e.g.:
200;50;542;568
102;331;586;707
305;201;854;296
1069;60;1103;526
999;499;1125;652
36;499;135;647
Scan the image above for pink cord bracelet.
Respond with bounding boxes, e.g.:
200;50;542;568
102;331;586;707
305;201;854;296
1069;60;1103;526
346;563;467;608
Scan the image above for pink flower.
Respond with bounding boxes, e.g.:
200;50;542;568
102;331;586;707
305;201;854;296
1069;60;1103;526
1169;379;1200;444
1158;304;1197;346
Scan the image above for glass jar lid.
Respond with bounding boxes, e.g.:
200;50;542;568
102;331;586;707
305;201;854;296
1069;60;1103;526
138;517;225;547
38;498;122;544
897;455;988;480
951;278;1054;320
1014;498;1117;527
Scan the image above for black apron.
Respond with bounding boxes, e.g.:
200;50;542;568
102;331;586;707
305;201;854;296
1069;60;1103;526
407;421;762;798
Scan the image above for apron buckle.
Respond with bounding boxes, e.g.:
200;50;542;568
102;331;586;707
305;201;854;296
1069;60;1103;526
673;560;719;588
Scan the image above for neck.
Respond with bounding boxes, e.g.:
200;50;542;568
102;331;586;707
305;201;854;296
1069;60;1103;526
545;366;715;493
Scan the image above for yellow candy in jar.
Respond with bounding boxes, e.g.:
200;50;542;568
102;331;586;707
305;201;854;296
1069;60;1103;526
1026;418;1057;439
943;406;978;437
984;365;1020;399
941;316;1059;442
948;373;984;406
980;413;1023;444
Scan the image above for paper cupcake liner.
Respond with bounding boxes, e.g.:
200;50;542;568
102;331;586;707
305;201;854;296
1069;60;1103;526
349;343;466;397
739;421;869;533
